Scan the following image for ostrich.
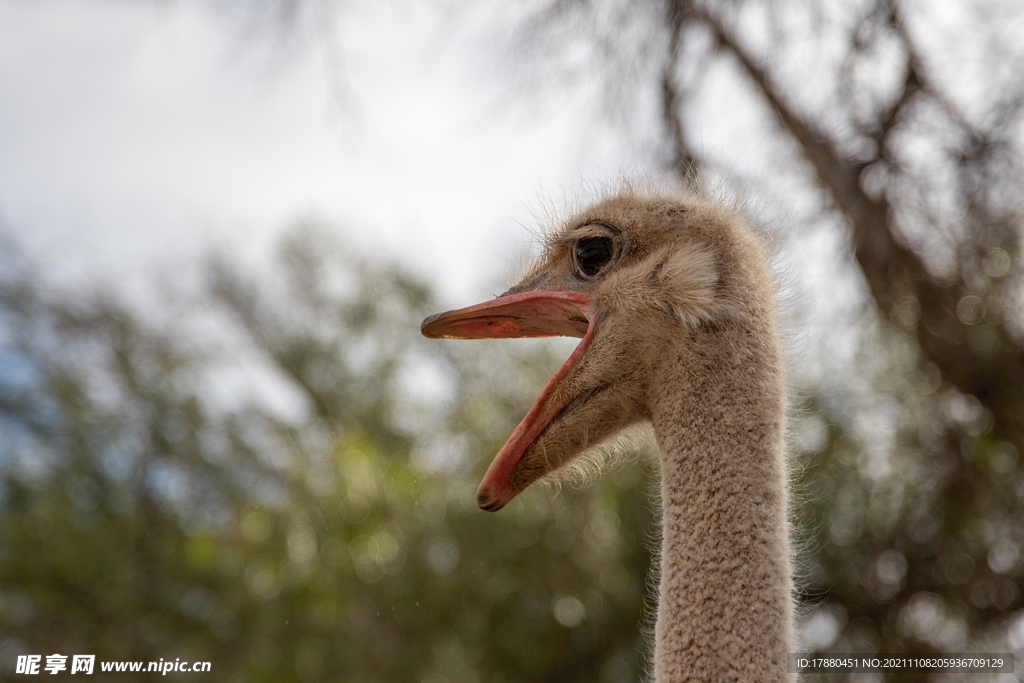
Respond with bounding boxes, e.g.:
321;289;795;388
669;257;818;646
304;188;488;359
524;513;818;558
421;188;794;681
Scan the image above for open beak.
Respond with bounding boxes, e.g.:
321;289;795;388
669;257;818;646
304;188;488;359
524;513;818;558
421;290;597;511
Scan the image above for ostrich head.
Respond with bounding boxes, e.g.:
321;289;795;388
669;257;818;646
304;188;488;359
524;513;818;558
421;190;752;511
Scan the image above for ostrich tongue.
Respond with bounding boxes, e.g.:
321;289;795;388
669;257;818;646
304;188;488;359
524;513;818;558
421;290;598;511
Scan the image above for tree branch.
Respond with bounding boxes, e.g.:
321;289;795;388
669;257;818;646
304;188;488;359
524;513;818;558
661;1;698;182
693;7;1024;439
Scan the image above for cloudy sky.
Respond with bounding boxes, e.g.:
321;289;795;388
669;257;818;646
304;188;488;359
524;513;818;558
0;0;651;304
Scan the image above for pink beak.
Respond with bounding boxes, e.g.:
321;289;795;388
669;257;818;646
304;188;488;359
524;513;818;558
422;290;597;510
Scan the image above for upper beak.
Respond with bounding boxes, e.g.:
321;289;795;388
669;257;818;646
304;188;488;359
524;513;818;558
421;290;591;340
421;289;597;511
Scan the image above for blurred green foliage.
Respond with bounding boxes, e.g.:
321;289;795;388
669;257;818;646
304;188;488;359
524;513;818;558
790;319;1024;681
1;222;1022;683
0;227;657;682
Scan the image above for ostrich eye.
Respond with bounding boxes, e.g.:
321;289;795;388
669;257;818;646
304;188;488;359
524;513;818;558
574;236;613;277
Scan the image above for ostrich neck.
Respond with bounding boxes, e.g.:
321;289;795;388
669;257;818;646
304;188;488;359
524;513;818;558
648;321;794;682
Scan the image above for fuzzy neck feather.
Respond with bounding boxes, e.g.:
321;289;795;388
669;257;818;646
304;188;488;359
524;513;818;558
648;313;794;682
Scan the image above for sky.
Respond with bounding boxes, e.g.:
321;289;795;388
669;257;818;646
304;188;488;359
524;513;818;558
0;0;644;305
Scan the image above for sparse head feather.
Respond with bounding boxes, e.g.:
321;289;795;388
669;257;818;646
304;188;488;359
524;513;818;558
524;184;770;332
